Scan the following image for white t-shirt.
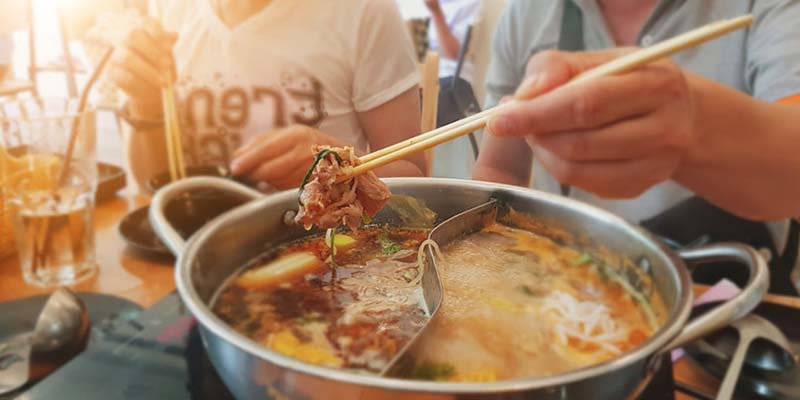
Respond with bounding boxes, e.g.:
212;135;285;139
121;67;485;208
428;0;480;82
150;0;419;167
395;0;480;82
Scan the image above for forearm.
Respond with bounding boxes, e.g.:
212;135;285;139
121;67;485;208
429;10;461;60
473;164;530;187
125;126;168;191
358;86;425;177
674;75;800;220
472;134;532;187
375;159;425;178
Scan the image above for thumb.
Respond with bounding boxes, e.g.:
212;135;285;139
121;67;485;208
514;48;633;100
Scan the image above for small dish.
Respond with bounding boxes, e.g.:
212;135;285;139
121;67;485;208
119;205;171;258
96;162;127;203
146;165;232;194
123;165;253;258
119;189;250;259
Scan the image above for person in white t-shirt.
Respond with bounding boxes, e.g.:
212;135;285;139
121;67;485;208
108;0;425;189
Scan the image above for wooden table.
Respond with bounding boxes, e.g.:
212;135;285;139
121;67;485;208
1;194;799;399
0;194;175;306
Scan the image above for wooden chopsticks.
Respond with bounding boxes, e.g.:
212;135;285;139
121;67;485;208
162;83;185;182
347;14;754;180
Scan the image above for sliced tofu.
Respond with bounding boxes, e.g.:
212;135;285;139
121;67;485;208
236;251;323;288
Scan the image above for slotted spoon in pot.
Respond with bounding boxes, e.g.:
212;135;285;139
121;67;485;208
381;199;499;377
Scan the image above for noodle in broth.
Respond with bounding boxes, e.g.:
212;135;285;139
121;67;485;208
404;222;665;381
212;217;665;382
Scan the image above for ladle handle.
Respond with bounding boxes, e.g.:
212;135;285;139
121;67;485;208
149;177;263;256
663;243;769;351
715;336;752;400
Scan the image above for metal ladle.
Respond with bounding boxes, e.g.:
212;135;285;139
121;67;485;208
715;314;797;400
381;199;496;377
0;288;89;395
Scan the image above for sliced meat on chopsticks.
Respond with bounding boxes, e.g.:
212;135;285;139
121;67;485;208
295;145;391;230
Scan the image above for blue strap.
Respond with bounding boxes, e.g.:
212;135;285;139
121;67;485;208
557;1;584;196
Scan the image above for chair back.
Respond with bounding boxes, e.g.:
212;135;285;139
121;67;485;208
418;51;439;175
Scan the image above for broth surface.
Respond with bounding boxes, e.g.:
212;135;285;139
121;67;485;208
213;218;666;382
405;222;666;381
213;226;429;373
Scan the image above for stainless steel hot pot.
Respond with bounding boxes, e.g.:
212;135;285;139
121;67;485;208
150;177;768;400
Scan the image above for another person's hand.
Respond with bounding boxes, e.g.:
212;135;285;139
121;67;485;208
423;0;442;14
107;18;177;121
488;49;698;198
230;125;345;190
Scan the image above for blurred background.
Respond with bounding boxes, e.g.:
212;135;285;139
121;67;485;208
0;0;509;178
0;0;144;166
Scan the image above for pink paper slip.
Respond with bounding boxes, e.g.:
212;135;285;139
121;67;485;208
671;279;742;362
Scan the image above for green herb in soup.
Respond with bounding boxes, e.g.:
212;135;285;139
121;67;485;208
378;233;404;256
213;226;430;373
212;213;666;383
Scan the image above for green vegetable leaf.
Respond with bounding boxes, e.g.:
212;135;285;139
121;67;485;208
327;228;337;267
402;269;418;281
298;149;343;204
595;262;613;281
385;195;437;228
408;361;456;381
295;312;321;325
379;233;403;256
572;253;593;266
520;285;536;296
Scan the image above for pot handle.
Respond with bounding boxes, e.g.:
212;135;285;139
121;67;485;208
148;176;263;256
662;243;769;352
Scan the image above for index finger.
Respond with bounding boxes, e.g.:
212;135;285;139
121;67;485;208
490;62;672;137
515;48;636;100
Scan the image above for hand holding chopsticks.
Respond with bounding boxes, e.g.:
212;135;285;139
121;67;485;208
105;11;183;183
345;15;754;181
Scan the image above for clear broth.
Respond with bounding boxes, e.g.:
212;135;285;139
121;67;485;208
404;222;666;381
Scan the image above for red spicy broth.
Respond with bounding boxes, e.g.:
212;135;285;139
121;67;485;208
212;226;429;373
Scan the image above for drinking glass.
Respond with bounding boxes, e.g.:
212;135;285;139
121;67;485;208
0;98;98;287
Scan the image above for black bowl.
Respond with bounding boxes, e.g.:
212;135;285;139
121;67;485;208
146;165;232;194
123;165;253;259
119;205;170;258
119;189;250;259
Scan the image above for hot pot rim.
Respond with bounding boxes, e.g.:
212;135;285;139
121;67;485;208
174;177;693;394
